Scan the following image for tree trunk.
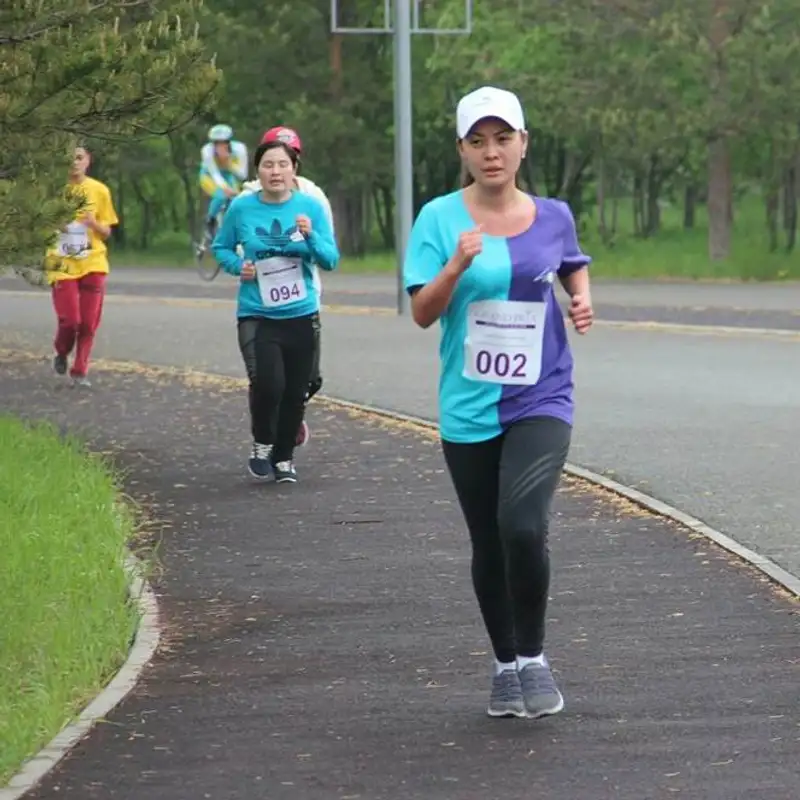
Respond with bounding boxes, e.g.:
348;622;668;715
373;183;394;250
632;170;644;237
562;153;591;217
113;162;127;247
168;134;197;242
707;138;732;260
596;155;608;243
333;190;366;257
683;184;696;230
765;186;779;252
611;192;619;239
644;154;661;237
130;179;151;249
783;164;797;253
707;0;732;260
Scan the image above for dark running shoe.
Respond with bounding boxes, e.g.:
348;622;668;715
248;442;273;480
273;461;298;484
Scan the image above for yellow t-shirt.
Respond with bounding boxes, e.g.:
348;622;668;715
46;176;119;284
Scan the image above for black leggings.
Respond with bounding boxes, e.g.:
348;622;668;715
237;314;316;462
306;312;323;402
442;417;571;664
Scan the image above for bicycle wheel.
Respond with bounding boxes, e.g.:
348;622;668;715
195;242;221;281
194;221;221;282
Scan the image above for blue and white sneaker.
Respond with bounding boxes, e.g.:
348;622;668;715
519;659;564;719
248;442;272;480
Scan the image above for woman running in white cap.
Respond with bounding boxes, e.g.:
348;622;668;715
403;86;594;719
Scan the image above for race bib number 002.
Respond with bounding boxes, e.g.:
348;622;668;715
463;300;546;385
255;256;307;308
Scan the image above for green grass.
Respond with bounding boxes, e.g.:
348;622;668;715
108;192;800;280
0;417;139;785
581;193;800;281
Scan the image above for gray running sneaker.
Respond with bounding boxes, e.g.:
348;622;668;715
519;660;564;719
487;668;526;718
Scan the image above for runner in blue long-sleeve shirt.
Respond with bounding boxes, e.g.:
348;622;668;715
212;138;339;484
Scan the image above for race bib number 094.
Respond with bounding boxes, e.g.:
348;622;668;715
255;256;307;308
463;300;545;386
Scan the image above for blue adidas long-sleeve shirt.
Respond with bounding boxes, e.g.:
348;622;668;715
212;190;339;319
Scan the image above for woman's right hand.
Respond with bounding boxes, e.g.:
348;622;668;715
241;260;256;282
451;226;483;274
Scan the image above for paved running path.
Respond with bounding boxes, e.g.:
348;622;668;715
2;353;798;800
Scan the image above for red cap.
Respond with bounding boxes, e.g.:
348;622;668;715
260;126;302;154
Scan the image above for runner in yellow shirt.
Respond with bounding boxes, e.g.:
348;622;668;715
46;144;119;387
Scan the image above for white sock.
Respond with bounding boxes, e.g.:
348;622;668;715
494;660;516;675
517;654;546;670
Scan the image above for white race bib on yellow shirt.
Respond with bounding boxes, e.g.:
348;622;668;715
56;222;90;259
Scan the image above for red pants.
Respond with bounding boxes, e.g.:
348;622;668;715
52;272;107;377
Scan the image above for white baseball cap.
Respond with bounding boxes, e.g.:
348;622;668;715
456;86;526;139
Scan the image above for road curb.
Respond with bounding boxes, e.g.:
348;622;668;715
0;555;160;799
319;395;800;600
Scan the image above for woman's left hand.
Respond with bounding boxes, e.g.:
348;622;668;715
296;214;312;236
568;293;594;334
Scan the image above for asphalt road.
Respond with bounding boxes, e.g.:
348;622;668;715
1;269;799;582
2;270;799;330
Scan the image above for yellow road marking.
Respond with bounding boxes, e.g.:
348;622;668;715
1;288;798;337
0;289;393;316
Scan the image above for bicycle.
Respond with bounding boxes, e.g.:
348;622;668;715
193;202;227;282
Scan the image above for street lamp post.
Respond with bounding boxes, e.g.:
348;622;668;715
331;0;472;315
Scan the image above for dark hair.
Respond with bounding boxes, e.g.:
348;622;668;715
254;141;298;169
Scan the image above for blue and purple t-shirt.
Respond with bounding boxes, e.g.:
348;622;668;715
403;190;591;444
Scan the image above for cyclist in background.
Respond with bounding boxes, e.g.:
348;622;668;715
198;124;249;251
240;126;333;448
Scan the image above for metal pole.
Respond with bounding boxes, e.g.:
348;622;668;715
393;0;412;315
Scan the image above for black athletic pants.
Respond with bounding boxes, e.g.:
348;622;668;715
306;312;323;402
441;417;571;664
237;314;316;463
